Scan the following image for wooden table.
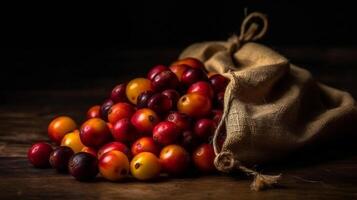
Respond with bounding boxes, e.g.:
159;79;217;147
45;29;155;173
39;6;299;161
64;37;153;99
1;47;357;199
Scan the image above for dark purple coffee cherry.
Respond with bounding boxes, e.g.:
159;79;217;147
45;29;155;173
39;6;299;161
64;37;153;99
137;90;155;108
100;99;114;121
68;152;98;181
49;146;74;173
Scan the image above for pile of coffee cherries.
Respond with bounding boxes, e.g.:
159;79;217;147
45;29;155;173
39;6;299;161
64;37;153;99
28;57;229;181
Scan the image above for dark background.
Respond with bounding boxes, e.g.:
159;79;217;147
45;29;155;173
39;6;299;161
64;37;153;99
1;1;357;92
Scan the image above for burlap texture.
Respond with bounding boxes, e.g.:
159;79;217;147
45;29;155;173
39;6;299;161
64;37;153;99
178;13;357;190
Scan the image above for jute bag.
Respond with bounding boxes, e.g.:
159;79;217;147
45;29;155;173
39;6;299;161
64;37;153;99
179;12;357;191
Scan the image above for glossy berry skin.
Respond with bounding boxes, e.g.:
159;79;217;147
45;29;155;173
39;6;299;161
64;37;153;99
80;118;112;149
68;152;98;181
152;70;179;92
147;65;168;81
48;116;77;144
81;146;97;157
131;137;160;156
177;92;212;118
87;105;101;119
192;144;216;173
61;130;85;153
108;102;135;124
99;150;129;181
126;78;153;105
187;81;214;99
147;93;172;115
100;99;114;121
159;145;190;175
152;121;181;146
194;119;216;140
130;152;161;181
161;89;180;106
137;90;155;108
97;141;131;159
131;108;159;133
172;57;204;69
110;83;128;103
181;68;207;86
112;118;138;143
209;74;229;93
28;142;53;168
166;112;192;131
169;64;190;81
49;146;74;172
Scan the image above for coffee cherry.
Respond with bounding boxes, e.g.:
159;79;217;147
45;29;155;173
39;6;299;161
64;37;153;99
172;57;204;69
192;144;216;173
126;78;153;105
166;111;192;131
137;90;155;109
87;105;101;119
169;64;190;81
110;83;128;103
181;68;207;86
130;152;161;181
80;118;112;149
209;74;229;93
160;144;190;175
153;121;181;146
131;108;159;133
187;81;214;99
147;65;168;81
80;146;97;157
194;119;216;140
161;89;180;106
131;137;160;156
28;142;53;168
97;141;131;159
68;152;98;181
100;99;114;121
48;116;77;144
99;150;130;181
147;93;173;115
177;92;212;118
108;102;135;124
49;146;74;172
152;70;179;92
61;130;85;153
112;118;138;143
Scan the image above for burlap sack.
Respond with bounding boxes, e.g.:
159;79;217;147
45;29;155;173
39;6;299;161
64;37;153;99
179;12;357;191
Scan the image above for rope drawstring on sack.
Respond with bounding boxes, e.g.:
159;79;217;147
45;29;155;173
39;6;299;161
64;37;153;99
212;11;281;191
